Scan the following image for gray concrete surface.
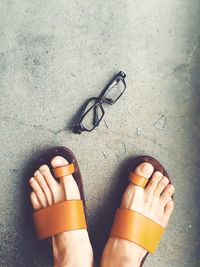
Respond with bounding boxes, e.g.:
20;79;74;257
0;0;200;266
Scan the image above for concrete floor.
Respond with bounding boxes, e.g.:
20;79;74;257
0;0;200;266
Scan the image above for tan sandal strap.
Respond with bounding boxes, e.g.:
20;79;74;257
110;209;164;253
33;200;87;240
128;172;149;188
53;163;75;178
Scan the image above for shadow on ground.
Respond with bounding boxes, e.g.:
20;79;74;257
89;156;131;265
21;147;53;266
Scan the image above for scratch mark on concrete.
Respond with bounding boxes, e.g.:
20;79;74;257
153;115;167;130
70;72;77;77
115;151;120;158
104;120;109;129
122;141;127;155
101;149;107;159
106;143;119;158
1;116;65;135
142;133;168;151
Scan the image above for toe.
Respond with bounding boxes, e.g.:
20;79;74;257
34;169;53;205
135;162;154;179
120;162;154;210
154;176;169;196
164;199;175;218
39;164;58;191
51;156;80;200
30;191;41;210
29;177;48;208
145;171;163;194
160;184;175;205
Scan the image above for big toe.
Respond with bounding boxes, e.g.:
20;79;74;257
51;156;69;168
135;162;154;178
121;162;154;209
51;156;81;200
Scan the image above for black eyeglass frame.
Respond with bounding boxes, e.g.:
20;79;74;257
73;71;126;134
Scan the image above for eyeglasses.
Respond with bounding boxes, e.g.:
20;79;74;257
73;71;126;134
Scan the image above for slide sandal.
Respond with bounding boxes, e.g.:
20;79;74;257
110;156;173;267
32;146;87;240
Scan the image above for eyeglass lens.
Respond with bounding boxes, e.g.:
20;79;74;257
81;100;104;131
103;77;126;103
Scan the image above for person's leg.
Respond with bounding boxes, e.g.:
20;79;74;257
29;156;94;267
101;162;174;267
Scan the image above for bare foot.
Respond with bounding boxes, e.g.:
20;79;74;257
29;156;94;267
101;162;175;267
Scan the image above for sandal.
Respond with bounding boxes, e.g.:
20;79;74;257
32;146;87;240
110;156;173;266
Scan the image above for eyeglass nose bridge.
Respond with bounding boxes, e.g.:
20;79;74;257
93;102;105;123
76;101;105;133
102;97;115;104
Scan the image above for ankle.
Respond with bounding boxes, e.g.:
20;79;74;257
52;231;94;267
101;238;146;267
53;248;68;267
53;246;68;267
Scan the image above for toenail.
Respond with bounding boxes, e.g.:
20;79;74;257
39;165;48;171
51;156;64;165
139;163;154;176
34;170;40;176
154;171;163;178
162;177;169;184
29;177;35;184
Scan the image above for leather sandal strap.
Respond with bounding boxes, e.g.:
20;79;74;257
110;209;164;253
33;200;87;240
128;172;149;188
53;163;75;178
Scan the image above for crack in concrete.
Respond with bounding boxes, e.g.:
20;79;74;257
1;116;65;135
141;133;168;151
